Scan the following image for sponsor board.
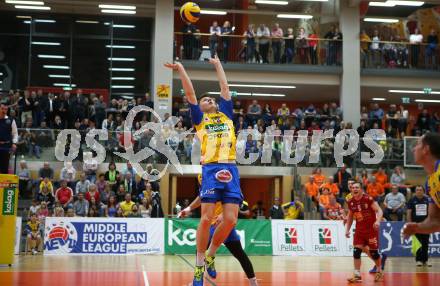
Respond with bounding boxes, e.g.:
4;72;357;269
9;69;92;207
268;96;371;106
165;219;272;255
44;217;164;255
15;216;22;255
272;220;353;256
380;221;440;257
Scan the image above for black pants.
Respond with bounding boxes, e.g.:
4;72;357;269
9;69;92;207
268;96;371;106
259;43;269;63
0;150;10;174
415;233;430;263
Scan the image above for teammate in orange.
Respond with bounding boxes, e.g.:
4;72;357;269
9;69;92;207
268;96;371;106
345;182;384;283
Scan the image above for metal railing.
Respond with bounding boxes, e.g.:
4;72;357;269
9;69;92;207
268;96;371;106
174;32;343;66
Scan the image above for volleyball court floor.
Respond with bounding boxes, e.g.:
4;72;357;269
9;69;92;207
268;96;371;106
1;255;440;286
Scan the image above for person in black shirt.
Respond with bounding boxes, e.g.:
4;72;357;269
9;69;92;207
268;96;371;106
221;21;233;63
182;22;197;60
407;186;431;266
0;103;18;174
425;28;438;69
284;28;295;63
269;197;284;219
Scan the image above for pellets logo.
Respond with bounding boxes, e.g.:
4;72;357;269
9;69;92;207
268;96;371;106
2;188;16;215
319;228;332;245
285;227;298;244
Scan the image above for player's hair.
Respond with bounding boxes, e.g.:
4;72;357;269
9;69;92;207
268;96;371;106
422;132;440;159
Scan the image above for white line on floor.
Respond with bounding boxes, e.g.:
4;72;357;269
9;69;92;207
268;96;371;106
142;264;150;286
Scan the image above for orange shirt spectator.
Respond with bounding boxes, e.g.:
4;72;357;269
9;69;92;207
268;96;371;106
321;181;339;196
312;168;325;187
324;202;345;220
373;168;388;186
366;181;385;199
304;176;319;198
318;189;333;208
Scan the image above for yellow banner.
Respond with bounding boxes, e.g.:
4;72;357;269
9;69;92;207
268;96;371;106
156;84;170;100
0;174;19;265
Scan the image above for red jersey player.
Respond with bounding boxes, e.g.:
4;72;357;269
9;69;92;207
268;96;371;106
345;182;384;283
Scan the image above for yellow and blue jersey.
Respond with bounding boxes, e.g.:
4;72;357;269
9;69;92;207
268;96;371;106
190;98;236;164
426;160;440;207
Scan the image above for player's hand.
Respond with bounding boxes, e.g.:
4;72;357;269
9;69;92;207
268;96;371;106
345;230;350;238
177;207;191;218
402;222;418;239
208;55;221;66
164;62;183;71
373;221;380;230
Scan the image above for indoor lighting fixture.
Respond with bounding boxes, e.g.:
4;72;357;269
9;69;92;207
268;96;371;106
38;54;65;59
75;20;99;24
389;89;440;94
255;0;288;5
109;68;135;71
415;99;440;103
32;41;60;45
108;57;135;61
208;92;252;96
372;97;386;101
53;83;76;87
111;85;135;88
15;5;50;10
35;19;55;23
364;18;399;23
111;77;135;80
228;83;296;89
0;72;3;75
253;93;285;97
106;45;135;49
43;65;69;69
370;1;424;6
369;1;396;6
23;20;31;24
6;0;43;4
16;15;32;18
103;23;135;28
101;9;136;14
98;4;136;10
49;74;70;78
277;14;313;19
200;10;227;15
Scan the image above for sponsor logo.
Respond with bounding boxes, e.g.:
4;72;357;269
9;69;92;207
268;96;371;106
319;228;332;245
168;220;197;246
215;169;232;183
314;226;338;252
44;221;78;253
2;188;16;215
205;123;229;133
279;227;304;251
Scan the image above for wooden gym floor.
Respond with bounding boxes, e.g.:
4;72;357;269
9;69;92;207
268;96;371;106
1;255;440;286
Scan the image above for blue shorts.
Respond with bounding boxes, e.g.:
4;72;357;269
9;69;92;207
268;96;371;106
209;225;241;244
200;163;243;204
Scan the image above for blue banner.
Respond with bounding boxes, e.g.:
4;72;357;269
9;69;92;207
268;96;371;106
379;221;440;257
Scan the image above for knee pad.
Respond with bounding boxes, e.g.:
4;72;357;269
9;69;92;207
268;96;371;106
370;250;380;260
353;247;362;259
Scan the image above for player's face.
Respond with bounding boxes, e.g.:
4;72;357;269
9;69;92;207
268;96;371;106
413;137;426;164
352;184;362;197
199;97;217;113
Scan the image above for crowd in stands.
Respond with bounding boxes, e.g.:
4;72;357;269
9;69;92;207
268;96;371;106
181;21;438;68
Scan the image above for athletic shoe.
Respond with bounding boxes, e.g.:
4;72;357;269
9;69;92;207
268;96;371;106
369;265;378;274
347;275;362;283
416;261;423;267
374;272;384;282
423;262;432;267
205;255;217;279
32;249;38;255
192;265;204;286
381;253;387;270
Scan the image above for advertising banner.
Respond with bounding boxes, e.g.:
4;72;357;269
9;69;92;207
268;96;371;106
15;216;22;255
0;174;19;265
44;217;164;255
271;220;354;256
379;221;440;257
165;219;272;255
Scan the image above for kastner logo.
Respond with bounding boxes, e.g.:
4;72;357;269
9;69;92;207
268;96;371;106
319;228;332;245
2;188;16;215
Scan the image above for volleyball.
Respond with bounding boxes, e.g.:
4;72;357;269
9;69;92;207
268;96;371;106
180;2;201;24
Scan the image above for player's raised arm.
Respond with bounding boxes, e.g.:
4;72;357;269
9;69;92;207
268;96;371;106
208;55;230;101
164;62;197;105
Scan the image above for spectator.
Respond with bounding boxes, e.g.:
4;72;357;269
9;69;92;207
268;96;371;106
360;29;371;68
269;197;284;219
209;21;221;58
83;155;98;184
357;120;369;138
425;28;438;69
369;103;384;128
73;192;89;217
88;196;103;216
304;176;319;205
36;201;49;221
323;195;345;220
271;23;284;63
237;200;251;219
128;204;141;218
96;173;107;194
321;176;340;201
18;160;31;198
390;166;407;194
182;22;197;60
75;173;91;195
252;200;266;218
105;161;120;191
416;109;431;133
38;161;54;181
271;136;283;166
308;29;318;65
25;214;41;255
383;185;406;221
277;103;290;126
28;199;40;216
312;167;325;187
119;193;135;217
123;172;137;197
36;182;55;209
115;207;124;217
366;176;385;202
243;24;256;63
60;162;76;187
53;206;65;217
333;165;352;197
318;188;333;218
282;199;304;220
19;90;33;125
246;100;262;126
409;28;423;68
93;95;107;129
55;180;74;210
257;24;271;63
370;29;382;68
284;28;295;63
406;186;431;266
221;21;233;62
297;27;309;64
85;184;100;203
324;25;341;66
106;195;118;217
39;177;54;195
139;197;152;218
373;166;388;186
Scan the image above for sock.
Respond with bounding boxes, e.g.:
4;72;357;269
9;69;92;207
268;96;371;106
196;252;205;267
354;270;361;277
208;243;220;257
249;277;258;286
